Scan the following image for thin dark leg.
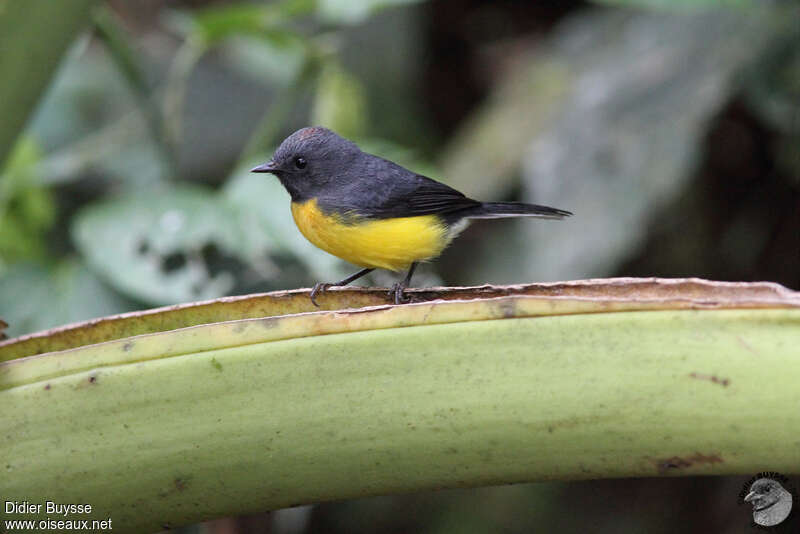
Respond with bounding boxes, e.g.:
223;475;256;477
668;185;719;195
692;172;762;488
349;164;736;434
310;267;374;307
335;268;375;287
391;262;417;305
402;262;417;287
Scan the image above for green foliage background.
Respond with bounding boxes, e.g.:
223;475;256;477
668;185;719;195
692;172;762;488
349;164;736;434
0;0;798;532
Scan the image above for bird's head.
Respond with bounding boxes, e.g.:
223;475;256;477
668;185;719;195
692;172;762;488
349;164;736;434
251;126;359;201
744;479;784;511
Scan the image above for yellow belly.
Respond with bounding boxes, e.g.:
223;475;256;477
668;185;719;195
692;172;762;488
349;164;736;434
291;199;450;271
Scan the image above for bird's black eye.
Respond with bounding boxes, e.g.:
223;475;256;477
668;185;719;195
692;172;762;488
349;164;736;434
294;156;307;169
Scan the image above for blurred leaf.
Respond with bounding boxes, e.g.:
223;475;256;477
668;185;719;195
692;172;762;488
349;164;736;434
442;9;795;284
72;186;244;305
31;110;163;190
92;9;151;99
27;42;138;155
591;0;756;7
92;140;166;189
775;135;800;187
0;0;100;166
0;138;54;267
71;177;350;306
317;0;424;25
0;260;134;339
92;6;175;180
223;35;307;85
238;55;319;163
179;0;315;46
740;29;800;185
312;62;368;139
742;33;800;134
24;39;160;188
163;41;205;163
335;2;432;149
161;1;314;170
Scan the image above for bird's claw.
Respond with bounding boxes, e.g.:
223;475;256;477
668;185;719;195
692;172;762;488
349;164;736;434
390;283;410;305
310;282;331;307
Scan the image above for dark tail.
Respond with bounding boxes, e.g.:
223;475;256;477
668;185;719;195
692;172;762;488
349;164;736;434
463;201;572;220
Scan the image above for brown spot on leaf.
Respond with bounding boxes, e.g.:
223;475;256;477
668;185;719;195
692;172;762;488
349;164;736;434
736;335;759;356
44;383;51;390
88;375;97;384
233;321;247;333
261;317;279;329
543;417;583;433
656;452;723;474
689;372;730;387
122;341;134;352
174;477;188;491
498;299;517;319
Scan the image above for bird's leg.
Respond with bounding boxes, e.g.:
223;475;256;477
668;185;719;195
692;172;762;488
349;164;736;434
310;267;374;307
390;262;418;305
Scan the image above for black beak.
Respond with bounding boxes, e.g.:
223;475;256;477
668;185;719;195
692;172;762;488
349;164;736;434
251;161;278;173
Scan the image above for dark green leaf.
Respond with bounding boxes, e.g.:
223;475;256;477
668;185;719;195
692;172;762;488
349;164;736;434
0;138;54;266
0;0;100;166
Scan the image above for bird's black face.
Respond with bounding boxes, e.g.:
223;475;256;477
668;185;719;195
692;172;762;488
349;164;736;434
251;126;359;202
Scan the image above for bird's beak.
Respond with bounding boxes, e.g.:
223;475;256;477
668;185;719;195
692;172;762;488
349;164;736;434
744;491;756;503
251;161;278;173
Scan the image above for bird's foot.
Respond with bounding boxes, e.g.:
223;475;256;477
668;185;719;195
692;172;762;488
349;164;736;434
389;283;410;305
310;282;332;307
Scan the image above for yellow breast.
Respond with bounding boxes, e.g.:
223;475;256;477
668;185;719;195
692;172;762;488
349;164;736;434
290;199;450;271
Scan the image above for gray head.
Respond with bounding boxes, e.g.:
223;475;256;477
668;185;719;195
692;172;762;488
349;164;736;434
744;477;793;527
251;126;360;201
745;478;786;511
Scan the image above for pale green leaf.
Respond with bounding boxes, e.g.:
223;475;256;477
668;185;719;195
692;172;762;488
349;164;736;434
311;62;368;139
71;186;243;305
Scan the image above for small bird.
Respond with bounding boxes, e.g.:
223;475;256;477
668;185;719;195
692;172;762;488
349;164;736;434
744;477;793;527
252;127;571;305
